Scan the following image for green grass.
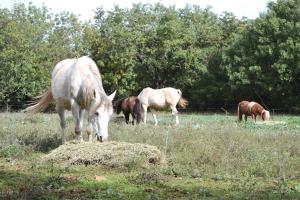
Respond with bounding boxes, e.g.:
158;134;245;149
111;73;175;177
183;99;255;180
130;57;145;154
0;112;299;199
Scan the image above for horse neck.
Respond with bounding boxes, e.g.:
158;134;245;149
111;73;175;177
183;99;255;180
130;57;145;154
87;91;110;117
115;98;124;114
255;104;264;114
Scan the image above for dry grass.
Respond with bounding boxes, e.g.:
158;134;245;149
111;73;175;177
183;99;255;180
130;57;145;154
42;141;163;169
0;112;300;199
256;120;286;125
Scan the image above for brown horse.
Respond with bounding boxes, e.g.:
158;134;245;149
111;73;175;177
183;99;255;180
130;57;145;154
238;101;270;122
114;96;141;124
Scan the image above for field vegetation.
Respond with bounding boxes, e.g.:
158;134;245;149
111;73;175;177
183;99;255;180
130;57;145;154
0;112;299;199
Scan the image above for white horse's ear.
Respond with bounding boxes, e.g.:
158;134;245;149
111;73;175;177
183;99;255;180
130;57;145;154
108;90;116;101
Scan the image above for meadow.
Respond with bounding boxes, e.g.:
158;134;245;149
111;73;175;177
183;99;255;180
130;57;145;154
0;112;299;199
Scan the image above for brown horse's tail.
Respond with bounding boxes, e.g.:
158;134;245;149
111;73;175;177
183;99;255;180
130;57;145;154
134;98;143;124
237;104;242;122
24;88;53;113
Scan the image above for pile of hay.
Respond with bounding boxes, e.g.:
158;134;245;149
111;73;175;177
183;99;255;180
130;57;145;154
42;141;163;169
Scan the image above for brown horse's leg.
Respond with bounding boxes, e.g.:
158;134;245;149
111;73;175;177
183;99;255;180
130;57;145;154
251;114;255;122
131;113;135;125
125;113;130;124
245;115;247;121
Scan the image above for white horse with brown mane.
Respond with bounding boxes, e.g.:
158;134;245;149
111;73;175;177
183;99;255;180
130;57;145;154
136;87;188;125
25;56;116;143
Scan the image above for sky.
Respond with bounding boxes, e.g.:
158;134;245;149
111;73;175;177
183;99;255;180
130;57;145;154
1;0;273;22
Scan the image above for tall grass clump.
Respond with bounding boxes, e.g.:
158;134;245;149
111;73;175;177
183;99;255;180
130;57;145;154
110;114;300;181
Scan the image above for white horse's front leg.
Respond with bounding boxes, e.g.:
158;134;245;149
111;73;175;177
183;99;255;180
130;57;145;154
142;104;148;124
175;115;179;125
71;100;83;142
57;106;66;144
87;116;93;142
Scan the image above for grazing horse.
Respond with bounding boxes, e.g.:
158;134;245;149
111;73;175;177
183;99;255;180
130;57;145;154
237;101;270;122
136;87;188;125
25;56;116;143
113;96;141;124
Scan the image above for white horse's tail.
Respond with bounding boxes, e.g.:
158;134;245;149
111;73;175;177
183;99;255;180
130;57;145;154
178;97;188;108
24;88;53;113
176;89;188;108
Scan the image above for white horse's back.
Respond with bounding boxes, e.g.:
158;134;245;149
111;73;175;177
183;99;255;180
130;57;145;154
52;56;103;110
138;87;181;108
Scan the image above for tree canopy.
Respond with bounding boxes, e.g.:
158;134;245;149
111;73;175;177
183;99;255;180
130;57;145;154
0;0;299;112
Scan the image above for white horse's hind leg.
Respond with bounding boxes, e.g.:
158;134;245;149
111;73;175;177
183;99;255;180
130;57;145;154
142;104;148;124
153;113;158;126
171;105;179;125
71;100;83;142
79;109;85;139
57;106;66;144
149;108;158;126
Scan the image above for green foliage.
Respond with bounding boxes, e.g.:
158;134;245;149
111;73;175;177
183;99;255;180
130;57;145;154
0;144;33;160
90;4;236;102
225;0;300;111
1;1;300;112
0;3;88;108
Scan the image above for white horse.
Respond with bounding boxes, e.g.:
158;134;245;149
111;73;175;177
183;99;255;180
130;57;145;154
25;56;116;143
136;87;188;125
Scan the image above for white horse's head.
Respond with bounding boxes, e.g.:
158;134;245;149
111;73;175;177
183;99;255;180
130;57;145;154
92;90;116;142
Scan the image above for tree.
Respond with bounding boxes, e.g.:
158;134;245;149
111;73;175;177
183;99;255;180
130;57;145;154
0;3;87;109
225;0;300;111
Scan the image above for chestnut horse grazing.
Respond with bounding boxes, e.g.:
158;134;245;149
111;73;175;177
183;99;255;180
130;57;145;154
114;96;141;124
238;101;270;122
136;87;188;125
25;56;116;143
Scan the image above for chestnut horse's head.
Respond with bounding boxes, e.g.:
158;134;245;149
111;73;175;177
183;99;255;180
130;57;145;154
262;110;270;121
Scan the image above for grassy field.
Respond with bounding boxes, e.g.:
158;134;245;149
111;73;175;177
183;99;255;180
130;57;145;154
0;112;299;199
